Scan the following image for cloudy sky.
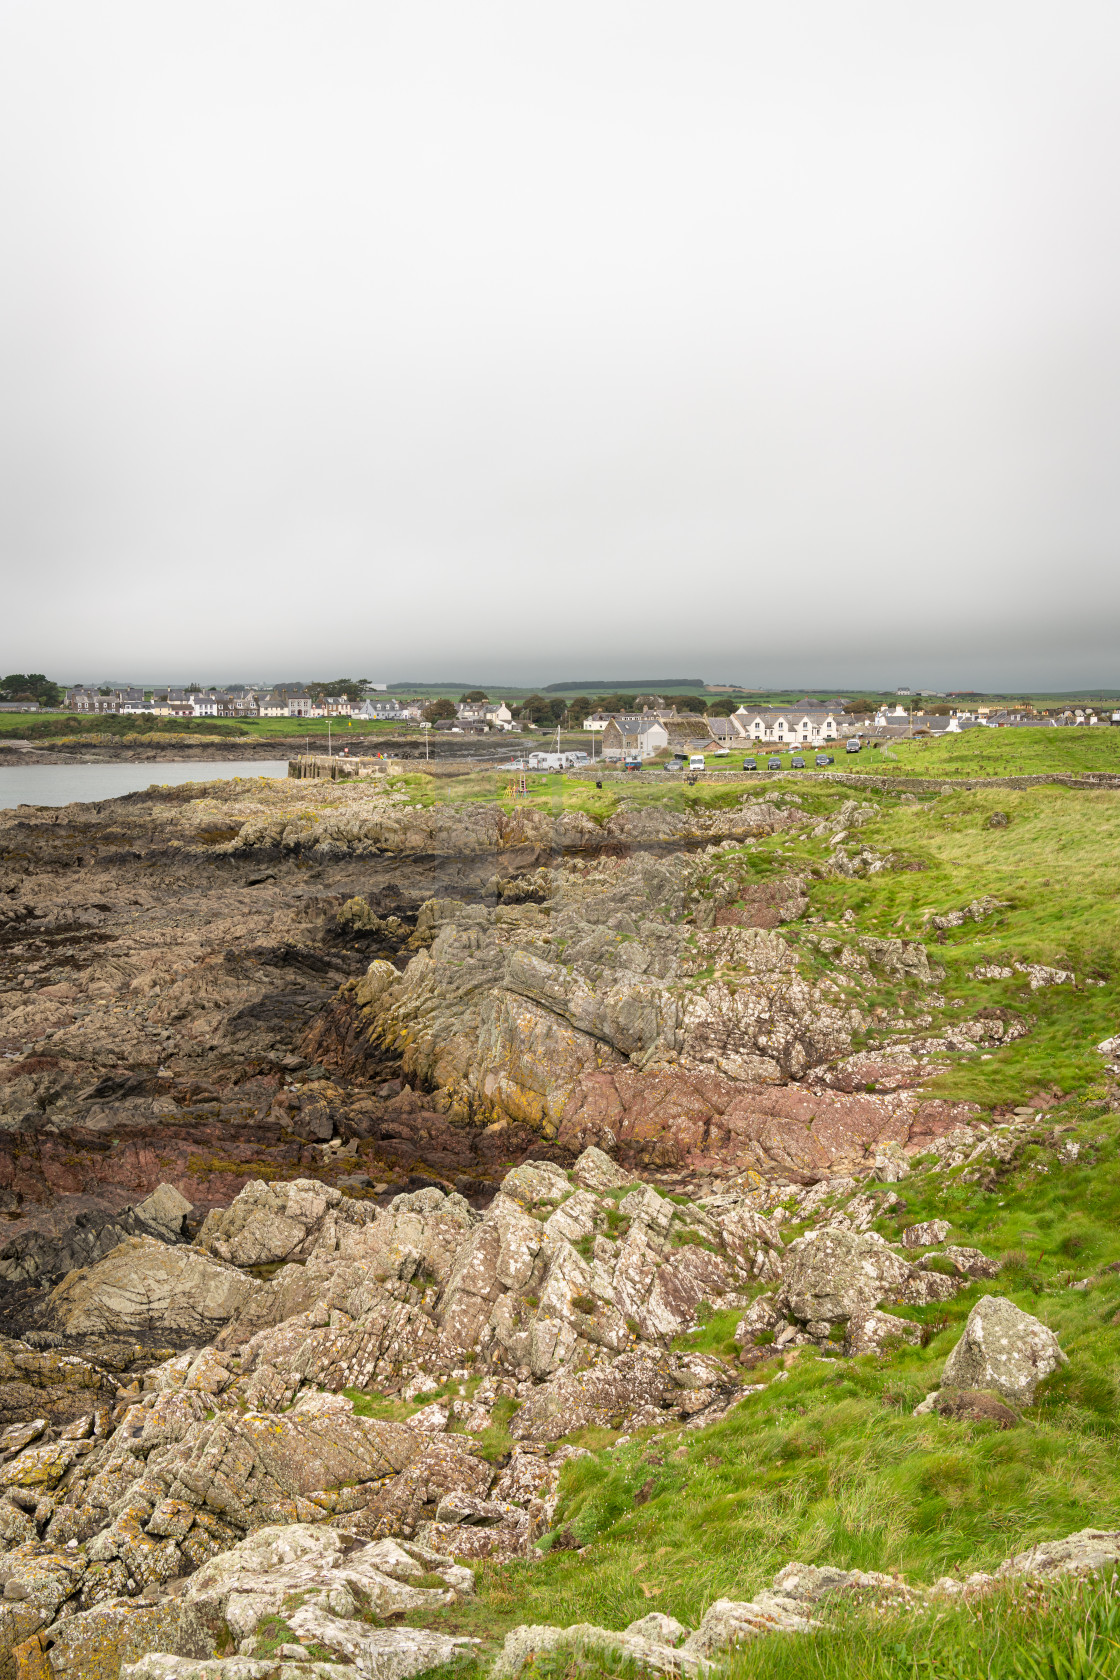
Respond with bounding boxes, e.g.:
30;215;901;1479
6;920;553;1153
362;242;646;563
2;1;1118;690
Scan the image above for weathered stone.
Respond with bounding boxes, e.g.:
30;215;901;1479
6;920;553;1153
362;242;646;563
0;1420;47;1455
359;1439;493;1540
0;1440;83;1491
193;1180;372;1268
932;1390;1018;1428
571;1147;632;1193
844;1311;921;1356
779;1229;912;1327
902;1220;950;1249
939;1246;1001;1281
941;1296;1067;1405
898;1271;960;1307
133;1186;194;1245
996;1527;1120;1580
40;1597;181;1680
510;1349;681;1442
47;1241;260;1341
177;1523;471;1656
492;1622;706;1679
626;1613;689;1647
165;1410;422;1531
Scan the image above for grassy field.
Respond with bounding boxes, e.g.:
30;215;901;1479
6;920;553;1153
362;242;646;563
633;729;1120;780
855;728;1120;780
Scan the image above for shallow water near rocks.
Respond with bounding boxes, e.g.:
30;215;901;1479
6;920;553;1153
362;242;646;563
0;759;290;808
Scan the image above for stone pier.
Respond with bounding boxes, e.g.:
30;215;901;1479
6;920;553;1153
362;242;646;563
287;754;400;780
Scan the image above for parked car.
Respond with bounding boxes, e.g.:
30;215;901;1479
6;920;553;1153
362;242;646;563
845;738;862;754
815;753;834;766
664;754;685;771
712;747;730;756
767;756;782;770
743;757;757;770
689;755;706;771
790;756;805;769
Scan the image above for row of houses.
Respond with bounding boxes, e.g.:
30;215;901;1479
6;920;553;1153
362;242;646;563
61;687;527;728
63;685;419;722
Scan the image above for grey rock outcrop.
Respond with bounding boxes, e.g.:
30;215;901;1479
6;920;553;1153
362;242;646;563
343;846;947;1143
134;1186;194;1245
46;1239;261;1341
778;1228;912;1328
941;1296;1067;1405
193;1180;375;1268
0;1185;193;1290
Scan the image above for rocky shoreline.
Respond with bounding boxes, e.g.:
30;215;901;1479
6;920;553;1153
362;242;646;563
0;772;1110;1680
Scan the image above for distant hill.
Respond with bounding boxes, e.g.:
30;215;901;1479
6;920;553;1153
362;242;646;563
543;678;704;693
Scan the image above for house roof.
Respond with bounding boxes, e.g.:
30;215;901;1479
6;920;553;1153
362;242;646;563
733;705;839;722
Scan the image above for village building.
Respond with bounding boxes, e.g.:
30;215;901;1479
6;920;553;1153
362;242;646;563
455;700;514;729
599;712;712;761
355;697;405;721
731;706;842;745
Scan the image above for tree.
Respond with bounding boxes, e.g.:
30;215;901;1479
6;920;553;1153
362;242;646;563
0;673;60;705
460;689;489;703
423;697;456;723
704;697;739;717
519;693;565;725
565;695;593;724
844;698;875;715
308;677;364;701
673;695;710;715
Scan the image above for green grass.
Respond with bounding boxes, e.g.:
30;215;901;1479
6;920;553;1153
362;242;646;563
825;727;1120;782
449;1576;1120;1680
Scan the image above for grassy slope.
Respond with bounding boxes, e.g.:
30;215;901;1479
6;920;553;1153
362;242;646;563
830;727;1120;781
344;772;1120;1675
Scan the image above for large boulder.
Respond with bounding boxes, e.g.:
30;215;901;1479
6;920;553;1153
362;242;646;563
133;1185;194;1245
996;1527;1120;1581
193;1179;374;1267
32;1597;182;1680
941;1296;1067;1405
778;1229;911;1329
46;1239;260;1340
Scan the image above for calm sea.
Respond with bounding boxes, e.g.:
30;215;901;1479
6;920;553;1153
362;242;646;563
0;761;291;810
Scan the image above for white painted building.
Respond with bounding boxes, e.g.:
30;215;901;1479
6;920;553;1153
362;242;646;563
732;707;841;745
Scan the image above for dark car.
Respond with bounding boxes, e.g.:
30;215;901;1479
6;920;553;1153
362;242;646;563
845;738;862;754
815;753;834;766
767;756;782;770
743;757;757;770
790;756;805;769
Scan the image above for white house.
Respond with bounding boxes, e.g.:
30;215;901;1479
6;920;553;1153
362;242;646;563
356;697;404;721
732;707;841;745
286;694;323;719
582;712;612;731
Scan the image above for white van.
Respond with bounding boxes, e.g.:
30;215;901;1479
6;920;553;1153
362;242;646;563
689;755;706;771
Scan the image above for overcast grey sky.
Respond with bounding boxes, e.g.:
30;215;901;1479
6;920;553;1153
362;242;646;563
2;1;1118;690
